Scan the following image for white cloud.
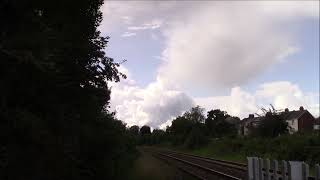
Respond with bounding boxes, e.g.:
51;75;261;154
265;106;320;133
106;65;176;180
258;1;319;19
109;67;194;128
196;81;320;119
121;16;133;25
196;87;258;118
128;19;163;31
111;71;319;128
121;32;136;37
255;81;319;116
102;1;319;127
157;1;318;89
100;1;318;90
99;1;179;33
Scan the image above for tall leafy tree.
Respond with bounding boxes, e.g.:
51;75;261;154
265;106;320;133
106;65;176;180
205;109;237;137
183;105;206;124
129;125;140;136
1;0;134;179
169;106;207;146
140;125;151;135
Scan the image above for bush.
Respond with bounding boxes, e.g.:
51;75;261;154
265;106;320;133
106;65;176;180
203;133;320;165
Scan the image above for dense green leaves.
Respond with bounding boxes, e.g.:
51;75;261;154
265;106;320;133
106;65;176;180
200;133;320;165
1;0;135;179
140;126;151;135
205;109;238;137
255;113;289;137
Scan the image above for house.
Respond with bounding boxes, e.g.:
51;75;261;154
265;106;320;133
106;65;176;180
280;106;315;133
314;117;320;130
239;106;315;136
238;114;264;136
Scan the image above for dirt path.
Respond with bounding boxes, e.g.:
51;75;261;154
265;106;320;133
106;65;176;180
128;148;197;180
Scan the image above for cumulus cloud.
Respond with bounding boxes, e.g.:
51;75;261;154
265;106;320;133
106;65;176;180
102;1;319;128
109;67;194;128
196;81;320;118
101;1;318;90
158;1;318;89
111;71;319;128
195;87;258;118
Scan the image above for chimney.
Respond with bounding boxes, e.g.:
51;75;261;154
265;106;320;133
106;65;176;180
299;106;304;111
285;108;289;112
249;114;254;118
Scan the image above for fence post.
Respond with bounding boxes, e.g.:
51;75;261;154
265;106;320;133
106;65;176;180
253;157;260;180
315;164;320;180
259;158;264;180
272;160;279;180
248;157;261;180
282;160;289;180
248;157;254;180
301;162;309;180
265;159;271;180
289;161;308;180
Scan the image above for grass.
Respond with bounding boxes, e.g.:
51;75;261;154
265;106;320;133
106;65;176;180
127;147;197;180
152;134;320;177
154;143;247;164
188;148;247;163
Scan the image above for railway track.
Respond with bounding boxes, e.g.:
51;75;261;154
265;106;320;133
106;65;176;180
148;148;247;180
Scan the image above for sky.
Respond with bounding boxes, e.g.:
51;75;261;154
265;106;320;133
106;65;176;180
100;1;320;129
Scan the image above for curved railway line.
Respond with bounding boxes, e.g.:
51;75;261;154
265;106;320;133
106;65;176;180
147;148;248;180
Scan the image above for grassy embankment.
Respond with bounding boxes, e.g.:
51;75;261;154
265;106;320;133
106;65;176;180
156;133;320;166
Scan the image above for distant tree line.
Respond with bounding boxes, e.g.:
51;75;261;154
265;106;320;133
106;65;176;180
130;106;290;149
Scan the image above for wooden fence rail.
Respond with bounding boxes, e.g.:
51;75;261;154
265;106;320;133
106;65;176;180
247;157;319;180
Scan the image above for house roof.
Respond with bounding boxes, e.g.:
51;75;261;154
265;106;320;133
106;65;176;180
280;110;310;121
241;109;313;125
240;116;264;125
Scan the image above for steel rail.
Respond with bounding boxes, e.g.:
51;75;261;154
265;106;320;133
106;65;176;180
157;152;243;180
162;149;247;167
162;150;247;171
153;153;204;180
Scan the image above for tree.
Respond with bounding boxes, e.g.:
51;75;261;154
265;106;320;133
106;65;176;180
140;125;151;135
151;129;166;144
168;106;207;147
128;125;140;136
170;116;194;136
184;123;208;149
205;109;237;137
256;112;289;137
184;106;206;124
1;0;134;179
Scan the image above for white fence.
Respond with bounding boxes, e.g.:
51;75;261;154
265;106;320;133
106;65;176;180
247;157;320;180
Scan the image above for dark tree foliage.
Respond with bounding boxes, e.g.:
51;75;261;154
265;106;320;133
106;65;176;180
128;125;140;136
1;1;134;180
205;109;237;137
183;106;206;124
170;116;194;136
138;126;152;145
256;112;289;138
184;123;208;149
140;125;151;135
151;129;166;144
167;106;208;147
